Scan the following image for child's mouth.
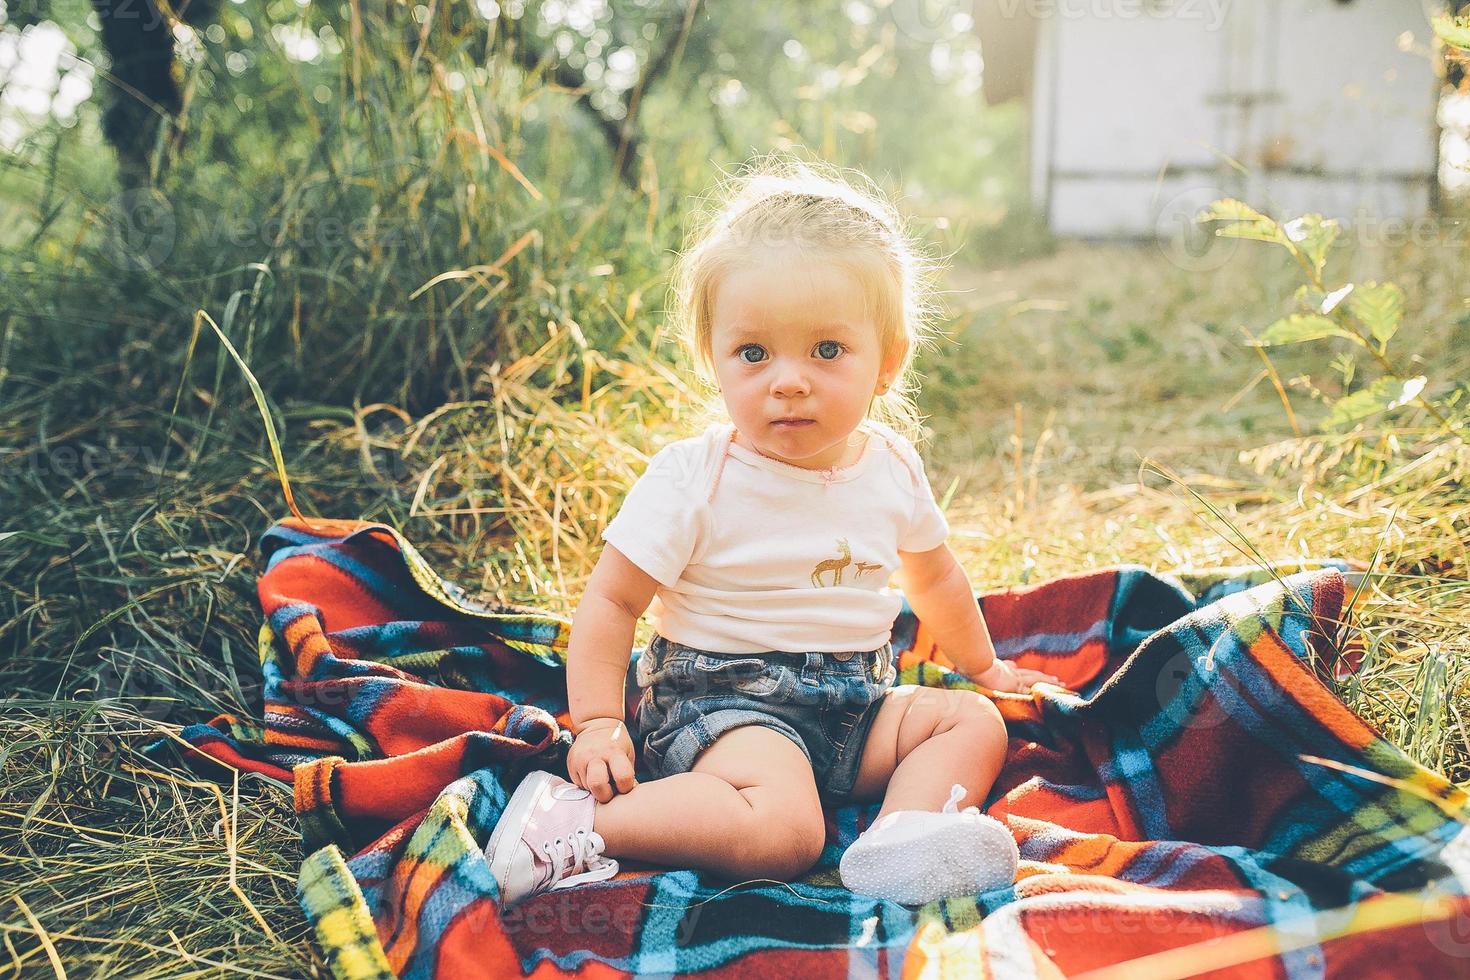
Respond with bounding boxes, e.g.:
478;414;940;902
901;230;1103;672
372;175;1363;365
772;419;815;427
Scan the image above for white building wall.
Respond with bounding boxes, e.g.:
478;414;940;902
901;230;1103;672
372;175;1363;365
1030;0;1439;238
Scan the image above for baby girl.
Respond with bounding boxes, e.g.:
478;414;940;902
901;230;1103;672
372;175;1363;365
484;157;1061;910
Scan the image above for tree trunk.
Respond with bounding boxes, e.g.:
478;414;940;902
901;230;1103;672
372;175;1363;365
90;0;182;185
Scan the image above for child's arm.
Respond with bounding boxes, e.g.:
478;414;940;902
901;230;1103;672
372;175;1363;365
566;544;661;735
895;543;1064;693
895;542;997;678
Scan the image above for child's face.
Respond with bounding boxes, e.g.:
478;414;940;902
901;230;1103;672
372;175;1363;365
709;251;896;471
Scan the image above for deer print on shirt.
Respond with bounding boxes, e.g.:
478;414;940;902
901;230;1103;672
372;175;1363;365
852;561;882;578
811;538;852;587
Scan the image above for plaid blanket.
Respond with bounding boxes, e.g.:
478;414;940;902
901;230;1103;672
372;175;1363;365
145;517;1470;978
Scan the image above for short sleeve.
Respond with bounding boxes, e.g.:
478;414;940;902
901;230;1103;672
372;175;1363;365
599;445;708;588
895;440;950;553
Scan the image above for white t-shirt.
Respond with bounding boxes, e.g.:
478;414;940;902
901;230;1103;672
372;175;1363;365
599;418;951;653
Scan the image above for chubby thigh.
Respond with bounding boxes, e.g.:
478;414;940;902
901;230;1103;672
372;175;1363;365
843;685;1008;804
689;722;828;879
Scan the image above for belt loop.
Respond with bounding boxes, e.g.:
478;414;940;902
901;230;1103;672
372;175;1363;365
802;652;822;683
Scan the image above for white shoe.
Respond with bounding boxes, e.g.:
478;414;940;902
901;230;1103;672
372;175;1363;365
484;770;620;909
839;783;1019;905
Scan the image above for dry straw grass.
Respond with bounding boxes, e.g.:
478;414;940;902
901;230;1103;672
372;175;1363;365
4;243;1467;975
5;226;1467;976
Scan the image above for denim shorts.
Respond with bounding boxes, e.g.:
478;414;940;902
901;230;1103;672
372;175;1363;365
631;632;898;804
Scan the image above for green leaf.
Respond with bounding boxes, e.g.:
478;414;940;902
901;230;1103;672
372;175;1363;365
1432;13;1470;51
1282;214;1341;276
1215;224;1290;247
1325;376;1428;430
1195;199;1273;224
1196;198;1290;248
1253;314;1355;346
1346;281;1405;347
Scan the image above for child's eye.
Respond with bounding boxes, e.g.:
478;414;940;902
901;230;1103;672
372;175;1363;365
740;340;846;364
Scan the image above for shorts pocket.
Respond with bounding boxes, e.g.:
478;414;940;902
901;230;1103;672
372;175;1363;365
688;654;783;698
819;704;864;752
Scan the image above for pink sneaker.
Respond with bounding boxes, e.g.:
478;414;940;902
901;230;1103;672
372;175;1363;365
484;770;620;908
839;783;1019;905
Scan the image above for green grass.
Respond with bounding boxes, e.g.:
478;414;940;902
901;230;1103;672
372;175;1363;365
3;236;1467;975
918;239;1470;782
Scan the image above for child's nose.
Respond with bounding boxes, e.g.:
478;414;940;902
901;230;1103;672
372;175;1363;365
771;365;810;397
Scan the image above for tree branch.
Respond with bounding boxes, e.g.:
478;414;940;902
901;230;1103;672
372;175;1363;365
501;0;702;191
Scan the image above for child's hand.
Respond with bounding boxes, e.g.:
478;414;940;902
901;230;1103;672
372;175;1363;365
974;659;1066;695
567;717;639;803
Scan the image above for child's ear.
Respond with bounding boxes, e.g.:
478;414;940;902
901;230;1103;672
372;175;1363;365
878;338;909;390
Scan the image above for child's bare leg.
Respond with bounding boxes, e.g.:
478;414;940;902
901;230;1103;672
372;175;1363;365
847;686;1009;819
837;688;1018;904
592;724;826;881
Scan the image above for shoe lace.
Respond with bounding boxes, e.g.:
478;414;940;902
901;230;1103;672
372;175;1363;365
941;783;980;817
540;827;619;890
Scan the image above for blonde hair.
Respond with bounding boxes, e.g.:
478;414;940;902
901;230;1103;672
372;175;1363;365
667;152;951;447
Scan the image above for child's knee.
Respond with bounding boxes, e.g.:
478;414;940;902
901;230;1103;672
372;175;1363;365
946;689;1006;740
736;810;825;879
727;785;825;878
